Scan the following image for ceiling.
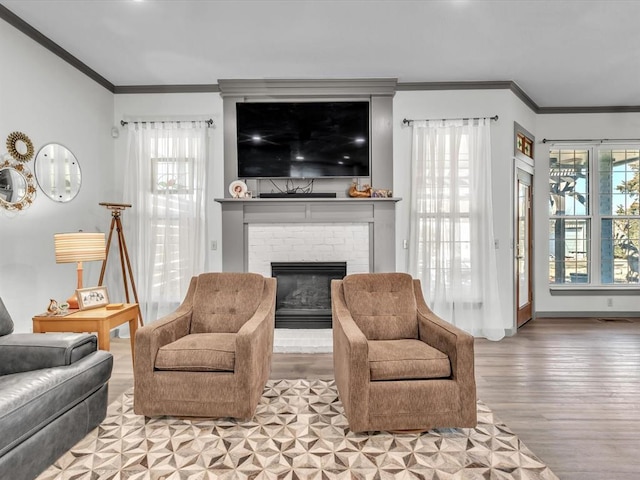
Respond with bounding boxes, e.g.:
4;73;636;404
1;0;639;109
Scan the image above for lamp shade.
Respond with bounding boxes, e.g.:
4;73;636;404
54;232;106;263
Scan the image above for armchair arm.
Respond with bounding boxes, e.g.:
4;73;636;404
0;333;97;375
331;280;369;430
413;281;476;391
134;277;198;375
134;310;192;374
235;277;276;401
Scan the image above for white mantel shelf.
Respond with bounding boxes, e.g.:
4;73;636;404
214;197;402;203
215;197;401;273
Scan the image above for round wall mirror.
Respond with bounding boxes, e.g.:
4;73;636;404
0;167;27;203
34;143;81;202
0;160;36;211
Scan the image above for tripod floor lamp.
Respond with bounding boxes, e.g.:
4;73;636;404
98;202;143;327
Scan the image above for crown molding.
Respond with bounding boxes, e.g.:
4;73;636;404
114;84;220;94
507;82;539;113
397;81;540;113
397;80;513;91
538;105;640;114
0;4;114;93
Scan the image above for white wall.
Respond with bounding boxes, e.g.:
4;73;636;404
112;92;225;278
392;89;537;334
0;21;115;332
535;112;640;315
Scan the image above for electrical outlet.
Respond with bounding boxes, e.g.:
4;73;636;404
606;298;613;307
211;240;218;251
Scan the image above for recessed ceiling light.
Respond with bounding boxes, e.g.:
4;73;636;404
355;138;365;143
252;135;261;141
295;155;304;160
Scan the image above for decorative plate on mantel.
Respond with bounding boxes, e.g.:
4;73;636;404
229;180;248;198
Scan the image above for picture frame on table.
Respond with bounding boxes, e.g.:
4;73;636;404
76;286;110;310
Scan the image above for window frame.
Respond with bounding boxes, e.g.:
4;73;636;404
549;143;640;290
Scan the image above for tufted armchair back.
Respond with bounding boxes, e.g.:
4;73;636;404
342;273;418;340
190;272;266;334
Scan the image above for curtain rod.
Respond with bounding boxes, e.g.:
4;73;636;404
542;138;640;144
402;115;498;125
120;118;214;127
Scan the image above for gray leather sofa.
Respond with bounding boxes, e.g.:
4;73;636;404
0;298;113;480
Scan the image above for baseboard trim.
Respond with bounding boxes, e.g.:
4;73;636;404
536;311;640;318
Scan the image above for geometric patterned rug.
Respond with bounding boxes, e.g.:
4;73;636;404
38;378;558;479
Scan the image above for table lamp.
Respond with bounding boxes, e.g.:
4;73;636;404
54;232;106;309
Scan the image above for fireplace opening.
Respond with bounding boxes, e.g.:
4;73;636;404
271;262;347;328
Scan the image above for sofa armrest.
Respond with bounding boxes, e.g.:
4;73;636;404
0;333;97;376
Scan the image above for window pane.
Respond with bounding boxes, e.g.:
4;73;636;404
152;158;194;194
599;149;640;216
549;219;590;284
549;149;589;216
601;218;640;284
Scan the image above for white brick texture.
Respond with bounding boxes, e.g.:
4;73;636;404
248;223;370;277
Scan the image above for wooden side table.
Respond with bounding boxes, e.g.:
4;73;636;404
32;303;139;361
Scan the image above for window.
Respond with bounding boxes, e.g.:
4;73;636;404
415;134;473;293
126;126;207;322
151;157;194;194
409;118;503;339
150;155;193;301
149;151;199;303
549;146;640;285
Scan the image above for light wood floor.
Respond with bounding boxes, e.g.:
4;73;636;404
109;317;640;480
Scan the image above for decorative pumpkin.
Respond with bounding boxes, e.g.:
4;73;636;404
348;182;372;198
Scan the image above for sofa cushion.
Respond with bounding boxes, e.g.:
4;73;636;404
0;350;113;458
342;273;418;340
368;339;451;381
0;298;14;337
155;333;236;372
190;273;265;334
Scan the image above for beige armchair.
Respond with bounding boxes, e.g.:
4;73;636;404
134;272;276;418
332;273;477;433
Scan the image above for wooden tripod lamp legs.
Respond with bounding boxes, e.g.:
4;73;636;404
98;202;144;327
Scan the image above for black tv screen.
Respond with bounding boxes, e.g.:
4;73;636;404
236;101;370;178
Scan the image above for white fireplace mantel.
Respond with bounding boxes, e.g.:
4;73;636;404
215;197;401;273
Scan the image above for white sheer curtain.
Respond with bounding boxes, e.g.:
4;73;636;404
408;118;504;340
123;121;208;323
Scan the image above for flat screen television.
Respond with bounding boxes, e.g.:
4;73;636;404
236;101;370;178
